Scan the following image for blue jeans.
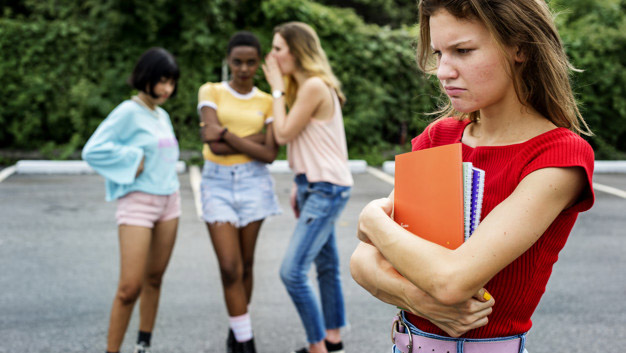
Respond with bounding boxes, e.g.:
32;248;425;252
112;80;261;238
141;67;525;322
280;174;351;343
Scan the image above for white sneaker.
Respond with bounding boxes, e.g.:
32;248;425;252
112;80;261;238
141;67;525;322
133;343;151;353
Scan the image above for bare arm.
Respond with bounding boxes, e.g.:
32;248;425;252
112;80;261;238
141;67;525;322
262;56;326;145
199;106;277;162
220;123;279;164
135;156;145;177
206;133;265;156
357;167;586;305
350;241;494;337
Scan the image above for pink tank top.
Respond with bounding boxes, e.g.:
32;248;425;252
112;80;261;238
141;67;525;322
287;89;353;187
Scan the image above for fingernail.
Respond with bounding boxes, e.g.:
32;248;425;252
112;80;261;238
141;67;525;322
483;290;492;301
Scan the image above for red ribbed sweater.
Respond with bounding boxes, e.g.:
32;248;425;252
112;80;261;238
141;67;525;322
405;118;595;338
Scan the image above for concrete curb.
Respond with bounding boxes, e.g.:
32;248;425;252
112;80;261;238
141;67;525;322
594;161;626;174
8;159;369;175
14;160;187;174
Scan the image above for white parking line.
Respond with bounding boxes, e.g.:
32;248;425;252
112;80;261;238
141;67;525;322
189;165;203;218
366;166;394;185
367;166;626;199
593;183;626;199
0;165;16;183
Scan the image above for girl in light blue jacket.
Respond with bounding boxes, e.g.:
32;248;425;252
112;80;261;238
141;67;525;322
82;47;180;353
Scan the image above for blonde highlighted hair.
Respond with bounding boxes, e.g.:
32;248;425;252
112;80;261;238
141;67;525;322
273;22;345;107
417;0;592;135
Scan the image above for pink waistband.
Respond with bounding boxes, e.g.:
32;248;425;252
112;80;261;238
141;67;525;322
392;316;524;353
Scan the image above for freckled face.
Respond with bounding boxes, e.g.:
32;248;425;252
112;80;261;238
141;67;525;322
228;46;260;84
270;33;296;75
430;9;517;113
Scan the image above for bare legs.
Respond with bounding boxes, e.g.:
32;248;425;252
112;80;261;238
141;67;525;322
207;220;262;316
325;328;341;343
106;218;178;352
305;329;341;353
139;219;179;331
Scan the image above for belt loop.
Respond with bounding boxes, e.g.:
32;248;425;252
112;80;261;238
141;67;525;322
457;339;464;353
391;311;413;353
518;333;526;353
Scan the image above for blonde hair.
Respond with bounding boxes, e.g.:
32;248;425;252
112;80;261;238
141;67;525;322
273;22;346;107
417;0;592;135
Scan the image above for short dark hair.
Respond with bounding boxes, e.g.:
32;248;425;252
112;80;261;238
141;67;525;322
128;47;180;98
227;31;262;57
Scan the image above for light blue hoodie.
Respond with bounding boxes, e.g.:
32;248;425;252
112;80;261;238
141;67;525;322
82;100;180;201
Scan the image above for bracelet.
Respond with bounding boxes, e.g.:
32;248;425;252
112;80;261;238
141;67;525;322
219;127;228;141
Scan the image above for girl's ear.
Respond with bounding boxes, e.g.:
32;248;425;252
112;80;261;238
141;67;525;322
513;45;525;63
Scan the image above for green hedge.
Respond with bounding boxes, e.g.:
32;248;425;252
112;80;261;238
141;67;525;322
551;0;626;158
1;0;624;163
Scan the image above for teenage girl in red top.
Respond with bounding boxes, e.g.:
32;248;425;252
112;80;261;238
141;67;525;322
351;1;595;352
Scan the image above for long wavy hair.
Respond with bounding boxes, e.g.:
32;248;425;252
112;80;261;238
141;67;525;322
417;0;592;135
273;22;345;107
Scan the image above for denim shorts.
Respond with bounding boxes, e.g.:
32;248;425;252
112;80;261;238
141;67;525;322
200;160;281;227
116;190;181;228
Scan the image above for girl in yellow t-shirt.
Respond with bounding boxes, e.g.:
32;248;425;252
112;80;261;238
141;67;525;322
197;31;281;353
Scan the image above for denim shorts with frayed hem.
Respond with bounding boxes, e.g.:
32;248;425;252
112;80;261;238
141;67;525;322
200;160;282;227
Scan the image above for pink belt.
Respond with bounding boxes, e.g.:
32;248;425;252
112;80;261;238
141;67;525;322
392;314;525;353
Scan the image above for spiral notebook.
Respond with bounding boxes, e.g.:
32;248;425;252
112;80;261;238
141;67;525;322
462;162;485;240
469;166;485;236
394;143;484;249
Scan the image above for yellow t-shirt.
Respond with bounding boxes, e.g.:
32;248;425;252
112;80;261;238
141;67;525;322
197;81;273;165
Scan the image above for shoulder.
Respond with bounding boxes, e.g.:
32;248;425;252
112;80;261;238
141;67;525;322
526;128;594;164
519;128;595;212
429;117;468;134
254;88;272;102
108;100;138;120
198;82;221;95
156;106;170;119
300;77;328;95
550;128;593;149
411;117;468;151
114;100;136;112
295;77;329;107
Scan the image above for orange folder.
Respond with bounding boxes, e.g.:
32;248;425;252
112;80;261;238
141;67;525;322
393;143;464;250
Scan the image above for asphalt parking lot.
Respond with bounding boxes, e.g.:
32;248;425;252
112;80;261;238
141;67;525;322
0;168;624;353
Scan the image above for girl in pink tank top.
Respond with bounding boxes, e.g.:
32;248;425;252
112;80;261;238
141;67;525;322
263;21;352;353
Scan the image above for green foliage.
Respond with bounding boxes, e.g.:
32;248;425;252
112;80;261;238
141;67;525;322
550;0;626;159
314;0;418;27
1;0;625;164
0;0;238;155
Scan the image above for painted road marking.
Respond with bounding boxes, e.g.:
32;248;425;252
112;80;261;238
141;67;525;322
0;165;16;183
366;166;625;199
189;165;203;218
